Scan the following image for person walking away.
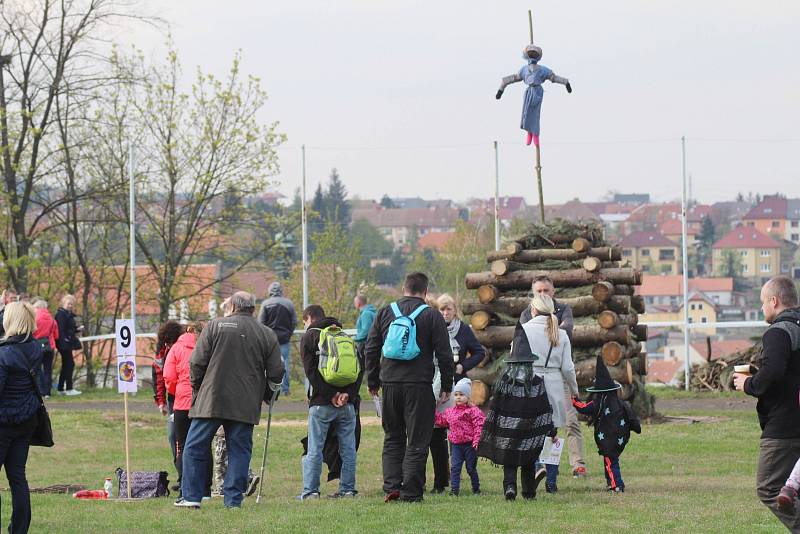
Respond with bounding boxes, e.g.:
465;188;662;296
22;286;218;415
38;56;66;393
519;275;585;478
164;323;212;499
437;294;486;384
572;355;641;492
298;305;362;499
477;322;554;501
733;276;800;530
434;378;485;496
0;301;44;533
152;321;184;480
175;292;284;509
54;295;82;396
364;272;454;503
523;293;578;493
32;299;58;399
0;289;18;338
258;282;297;396
353;294;377;354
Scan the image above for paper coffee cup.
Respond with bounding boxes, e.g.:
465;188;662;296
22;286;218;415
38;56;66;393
734;364;751;374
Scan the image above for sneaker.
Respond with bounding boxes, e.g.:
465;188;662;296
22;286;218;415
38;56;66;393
65;389;82;396
384;490;400;503
504;485;516;501
43;395;51;400
210;490;223;498
173;498;201;508
545;483;558;494
608;486;624;493
328;491;357;498
297;492;320;501
573;466;587;478
245;475;260;497
533;468;546;490
449;489;459;496
777;485;797;515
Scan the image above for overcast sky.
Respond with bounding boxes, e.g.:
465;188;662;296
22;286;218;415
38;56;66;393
128;0;799;205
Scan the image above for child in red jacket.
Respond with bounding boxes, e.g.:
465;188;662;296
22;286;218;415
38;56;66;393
434;378;486;496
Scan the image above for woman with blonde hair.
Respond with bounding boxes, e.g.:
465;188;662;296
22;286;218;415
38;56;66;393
0;301;43;532
521;292;578;494
54;295;82;396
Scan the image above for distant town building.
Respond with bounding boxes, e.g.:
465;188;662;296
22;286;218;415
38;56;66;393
712;226;781;280
637;275;737;307
468;196;528;226
643;291;719;335
613;193;650;205
660;338;753;366
417;231;456;252
351;206;462;249
619;231;679;274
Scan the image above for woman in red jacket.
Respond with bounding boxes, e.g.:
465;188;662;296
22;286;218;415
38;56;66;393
32;299;59;398
164;323;211;498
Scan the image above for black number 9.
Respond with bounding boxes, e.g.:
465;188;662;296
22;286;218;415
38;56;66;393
120;325;131;348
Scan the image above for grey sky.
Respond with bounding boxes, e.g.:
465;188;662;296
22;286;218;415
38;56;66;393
130;0;799;205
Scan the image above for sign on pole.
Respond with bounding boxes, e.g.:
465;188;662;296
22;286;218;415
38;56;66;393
115;319;137;393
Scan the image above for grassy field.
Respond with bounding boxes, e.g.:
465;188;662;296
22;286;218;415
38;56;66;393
1;392;786;533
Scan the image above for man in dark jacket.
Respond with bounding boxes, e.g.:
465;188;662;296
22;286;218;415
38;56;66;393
364;272;454;502
734;276;800;530
258;281;297;395
176;291;284;510
298;305;362;500
519;275;584;477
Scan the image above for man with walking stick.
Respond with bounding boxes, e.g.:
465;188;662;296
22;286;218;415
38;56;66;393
175;291;284;510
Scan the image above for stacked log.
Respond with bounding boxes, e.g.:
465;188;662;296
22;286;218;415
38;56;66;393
464;220;656;418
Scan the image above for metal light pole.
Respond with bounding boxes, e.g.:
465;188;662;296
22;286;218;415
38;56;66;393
129;143;136;327
494;141;500;251
301;145;309;309
681;136;690;390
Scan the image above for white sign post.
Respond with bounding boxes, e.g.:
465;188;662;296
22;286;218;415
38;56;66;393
115;319;137;499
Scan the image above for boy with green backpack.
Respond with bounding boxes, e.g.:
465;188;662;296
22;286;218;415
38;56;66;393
298;305;362;500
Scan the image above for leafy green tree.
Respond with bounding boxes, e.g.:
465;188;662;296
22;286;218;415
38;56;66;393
350;219;392;269
695;217;716;275
323;168;350;228
380;195;396;208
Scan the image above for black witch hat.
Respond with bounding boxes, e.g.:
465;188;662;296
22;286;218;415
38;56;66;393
505;322;538;363
586;354;622;393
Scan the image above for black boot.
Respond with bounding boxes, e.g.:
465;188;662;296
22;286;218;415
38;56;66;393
504;484;517;501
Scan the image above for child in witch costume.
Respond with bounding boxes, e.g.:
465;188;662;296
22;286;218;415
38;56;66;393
495;44;572;147
572;355;641;492
477;323;554;501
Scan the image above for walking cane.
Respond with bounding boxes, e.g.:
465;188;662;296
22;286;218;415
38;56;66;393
255;387;280;504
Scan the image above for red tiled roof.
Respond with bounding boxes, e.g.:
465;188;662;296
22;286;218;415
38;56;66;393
637;275;733;296
743;196;788;220
418;231;455;251
712;226;780;249
689;339;753;361
647;360;682;384
659;219;698;236
619;231;675;247
352;206;460;228
219;271;277;299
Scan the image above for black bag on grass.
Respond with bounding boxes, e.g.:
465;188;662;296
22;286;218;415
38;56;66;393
115;468;170;498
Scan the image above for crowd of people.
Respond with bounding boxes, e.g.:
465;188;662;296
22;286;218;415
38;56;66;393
3;273;800;531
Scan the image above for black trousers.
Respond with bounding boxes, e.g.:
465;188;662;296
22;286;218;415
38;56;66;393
57;347;74;391
0;414;37;534
503;464;538;497
173;410;211;496
39;349;54;395
428;426;449;489
382;383;435;500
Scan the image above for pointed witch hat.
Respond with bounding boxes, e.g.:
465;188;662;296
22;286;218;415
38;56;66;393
586;354;622;393
505;322;538;363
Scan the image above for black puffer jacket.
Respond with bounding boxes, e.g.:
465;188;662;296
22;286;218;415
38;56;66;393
55;307;79;352
0;335;43;425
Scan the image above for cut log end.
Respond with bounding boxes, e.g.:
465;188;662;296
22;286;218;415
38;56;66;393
490;260;509;277
583;256;603;272
470;380;490;406
477;285;500;304
592;281;615;302
504;242;522;256
597;310;619;329
470;310;492;331
601;341;623;366
572;237;591;253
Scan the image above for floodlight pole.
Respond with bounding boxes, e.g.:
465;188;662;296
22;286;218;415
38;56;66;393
301;145;309;309
681;136;690;391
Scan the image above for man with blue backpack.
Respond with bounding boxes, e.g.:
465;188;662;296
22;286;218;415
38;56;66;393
365;272;454;503
298;305;363;500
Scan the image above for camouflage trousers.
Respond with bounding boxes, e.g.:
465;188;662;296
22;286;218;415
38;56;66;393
212;427;256;494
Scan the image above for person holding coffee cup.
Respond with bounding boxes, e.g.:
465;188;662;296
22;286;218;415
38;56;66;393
733;276;800;530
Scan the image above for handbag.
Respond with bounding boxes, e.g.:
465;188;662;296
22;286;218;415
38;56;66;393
69;336;82;350
115;468;170;499
27;370;55;447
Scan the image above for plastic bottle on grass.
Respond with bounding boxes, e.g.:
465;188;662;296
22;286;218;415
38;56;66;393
104;478;113;499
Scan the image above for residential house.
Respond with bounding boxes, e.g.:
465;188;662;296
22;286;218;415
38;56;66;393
637;275;738;307
351;206;462;249
742;195;788;239
613;193;650;205
646;360;682;386
468;196;528;226
417;231;455;252
550;198;601;223
712;226;781;281
619;231;680;274
659;218;698;248
642;291;719;335
661;339;752;365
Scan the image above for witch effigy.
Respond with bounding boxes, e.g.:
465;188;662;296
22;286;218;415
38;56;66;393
572;355;641;493
495;43;572;148
477;322;554;501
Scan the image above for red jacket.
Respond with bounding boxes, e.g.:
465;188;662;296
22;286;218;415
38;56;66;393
152;345;168;407
163;332;196;411
33;308;59;351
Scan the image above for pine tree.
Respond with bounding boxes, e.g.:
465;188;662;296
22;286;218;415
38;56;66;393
325;168;351;227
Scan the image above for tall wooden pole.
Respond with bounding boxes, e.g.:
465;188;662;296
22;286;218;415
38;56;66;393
528;10;533;42
529;11;545;224
494;141;500;251
126;143;135;499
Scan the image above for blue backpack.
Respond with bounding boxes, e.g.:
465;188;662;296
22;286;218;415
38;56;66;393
382;302;428;360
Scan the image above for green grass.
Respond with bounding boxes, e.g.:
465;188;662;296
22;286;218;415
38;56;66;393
2;399;784;533
644;386;741;400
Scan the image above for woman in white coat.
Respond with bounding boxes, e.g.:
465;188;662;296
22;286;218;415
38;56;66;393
521;293;578;493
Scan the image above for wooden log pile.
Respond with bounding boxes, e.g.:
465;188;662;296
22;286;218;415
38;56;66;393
689;341;762;391
464;220;656;418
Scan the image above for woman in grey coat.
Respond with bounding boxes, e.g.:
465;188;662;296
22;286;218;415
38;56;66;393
521;293;578;493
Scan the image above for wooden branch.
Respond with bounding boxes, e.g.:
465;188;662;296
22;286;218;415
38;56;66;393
473;323;631;349
463;297;531;317
486;245;621;263
464;267;641;290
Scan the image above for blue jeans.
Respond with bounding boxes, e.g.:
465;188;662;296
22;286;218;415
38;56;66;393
450;443;479;493
39;349;53;395
603;455;624;490
181;418;253;507
302;403;357;496
280;343;291;394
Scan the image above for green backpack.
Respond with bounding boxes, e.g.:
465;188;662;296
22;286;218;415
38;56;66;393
314;325;360;387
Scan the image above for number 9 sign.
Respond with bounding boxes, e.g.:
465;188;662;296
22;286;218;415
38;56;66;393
115;319;137;357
